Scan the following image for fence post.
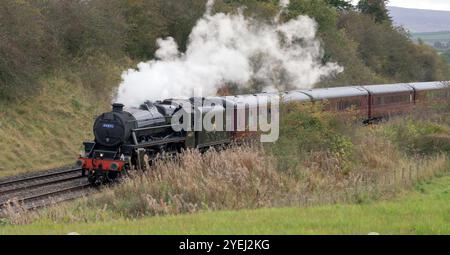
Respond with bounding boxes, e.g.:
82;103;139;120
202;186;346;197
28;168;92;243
409;166;413;183
357;176;360;194
416;165;419;181
402;168;405;184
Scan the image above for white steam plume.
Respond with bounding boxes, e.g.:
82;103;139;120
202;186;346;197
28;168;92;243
206;0;215;15
279;0;290;8
115;0;342;106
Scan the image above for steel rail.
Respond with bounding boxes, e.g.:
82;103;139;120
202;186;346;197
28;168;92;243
0;175;85;196
0;182;91;209
0;168;82;188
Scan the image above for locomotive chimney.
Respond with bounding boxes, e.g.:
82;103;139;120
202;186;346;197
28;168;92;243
112;103;124;112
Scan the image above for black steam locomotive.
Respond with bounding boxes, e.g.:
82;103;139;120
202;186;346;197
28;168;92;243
78;98;234;184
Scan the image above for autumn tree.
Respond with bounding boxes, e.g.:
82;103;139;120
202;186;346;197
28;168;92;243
42;0;128;59
0;0;46;98
338;11;450;82
357;0;391;23
325;0;353;10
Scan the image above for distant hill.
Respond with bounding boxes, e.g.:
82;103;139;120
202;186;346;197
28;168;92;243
388;6;450;33
411;31;450;53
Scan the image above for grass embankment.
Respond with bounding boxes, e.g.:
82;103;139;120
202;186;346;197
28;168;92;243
1;172;449;235
0;74;116;178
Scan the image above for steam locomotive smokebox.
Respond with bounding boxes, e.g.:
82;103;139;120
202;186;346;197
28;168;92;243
93;103;137;147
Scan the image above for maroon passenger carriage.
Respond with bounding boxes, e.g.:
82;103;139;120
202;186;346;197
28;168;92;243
408;82;449;107
279;81;449;122
362;84;414;121
295;86;370;119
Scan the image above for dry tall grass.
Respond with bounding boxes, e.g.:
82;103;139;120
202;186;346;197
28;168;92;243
5;143;448;225
88;147;294;217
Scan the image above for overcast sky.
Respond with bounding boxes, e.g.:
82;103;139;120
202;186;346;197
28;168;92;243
352;0;450;11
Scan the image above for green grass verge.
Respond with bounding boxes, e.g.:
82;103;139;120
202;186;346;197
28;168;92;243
1;172;449;235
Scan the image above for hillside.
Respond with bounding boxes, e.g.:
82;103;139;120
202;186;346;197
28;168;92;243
0;76;116;178
388;6;450;33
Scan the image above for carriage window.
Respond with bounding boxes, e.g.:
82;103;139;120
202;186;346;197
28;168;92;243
376;94;410;105
337;99;362;110
375;97;383;105
346;100;357;110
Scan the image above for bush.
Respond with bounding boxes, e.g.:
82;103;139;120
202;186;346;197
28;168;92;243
120;0;207;60
42;0;128;60
0;0;129;99
215;0;280;19
0;0;46;99
383;118;450;155
338;12;450;82
267;102;357;173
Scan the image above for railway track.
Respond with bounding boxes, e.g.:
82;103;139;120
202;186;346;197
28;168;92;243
0;167;93;214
